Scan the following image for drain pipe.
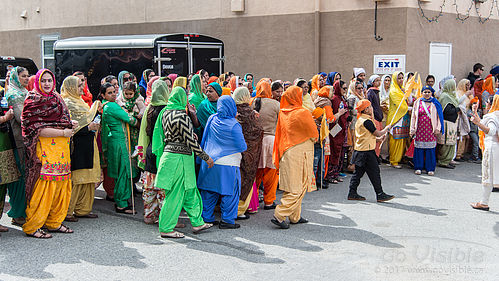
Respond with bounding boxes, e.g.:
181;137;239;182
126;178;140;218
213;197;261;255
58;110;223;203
374;1;383;41
314;0;321;72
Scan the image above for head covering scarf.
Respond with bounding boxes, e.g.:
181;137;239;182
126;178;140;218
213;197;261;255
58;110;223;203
222;87;231;96
188;74;206;108
208;76;218;84
353;68;366;78
311;75;320;93
117;70;130;94
317;85;333;98
232;87;251;105
326;72;339;86
6;67;28;103
208;82;223;96
197;83;221;128
138;79;170;167
60;76;100;133
387;71;408;126
217;73;227;86
482;75;495;97
250;80;271;105
438;79;458;110
379;74;391;102
355;99;371;119
367;75;380;88
151;86;183;162
456;79;470;98
479;94;499;151
167;74;178;84
272;86;318;169
73;71;93;107
22;69;72;200
27;75;36;91
145;76;160;106
228;76;240;92
139;69;154;92
200;95;247;162
421;86;445;134
438;75;455;92
244;73;255;90
172;76;187;89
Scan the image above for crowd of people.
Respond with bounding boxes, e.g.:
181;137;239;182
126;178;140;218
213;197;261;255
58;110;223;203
0;62;498;239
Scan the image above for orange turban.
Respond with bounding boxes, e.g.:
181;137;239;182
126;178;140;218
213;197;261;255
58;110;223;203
355;99;371;119
208;76;218;84
318;85;333;98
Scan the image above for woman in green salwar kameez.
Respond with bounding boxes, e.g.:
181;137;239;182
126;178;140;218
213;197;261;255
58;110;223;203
152;87;214;238
437;79;460;168
101;83;138;214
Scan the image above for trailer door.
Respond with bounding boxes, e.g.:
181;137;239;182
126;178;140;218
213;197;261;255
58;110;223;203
191;44;224;76
156;44;188;76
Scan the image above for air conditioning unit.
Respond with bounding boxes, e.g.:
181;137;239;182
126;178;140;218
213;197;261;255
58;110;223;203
231;0;245;12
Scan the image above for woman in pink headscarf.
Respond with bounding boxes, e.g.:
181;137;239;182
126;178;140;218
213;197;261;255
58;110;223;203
145;76;160;106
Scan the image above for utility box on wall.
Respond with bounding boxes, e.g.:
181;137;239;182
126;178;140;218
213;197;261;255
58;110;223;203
231;0;245;12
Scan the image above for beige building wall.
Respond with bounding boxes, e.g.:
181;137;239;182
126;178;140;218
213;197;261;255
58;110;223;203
0;1;498;82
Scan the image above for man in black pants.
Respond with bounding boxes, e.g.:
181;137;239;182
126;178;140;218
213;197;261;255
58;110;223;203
347;99;394;202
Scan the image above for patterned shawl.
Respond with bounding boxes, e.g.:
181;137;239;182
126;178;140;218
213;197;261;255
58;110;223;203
22;69;72;200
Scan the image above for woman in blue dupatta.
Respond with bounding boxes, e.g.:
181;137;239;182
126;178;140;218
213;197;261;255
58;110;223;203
138;69;155;99
197;96;247;229
326;72;340;86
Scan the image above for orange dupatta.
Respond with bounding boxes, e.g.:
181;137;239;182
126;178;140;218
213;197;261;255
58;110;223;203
272;86;319;169
222;87;231;96
249;80;272;105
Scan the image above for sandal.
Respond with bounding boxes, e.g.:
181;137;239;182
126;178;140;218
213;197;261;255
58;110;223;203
336;178;344;183
470;202;490;211
47;224;74;233
192;223;213;234
160;231;185;239
26;228;52;239
65;216;79;222
175;223;186;228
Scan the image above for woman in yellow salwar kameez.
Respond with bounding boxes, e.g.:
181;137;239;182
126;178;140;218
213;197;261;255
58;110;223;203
22;69;75;239
387;72;410;168
61;76;101;221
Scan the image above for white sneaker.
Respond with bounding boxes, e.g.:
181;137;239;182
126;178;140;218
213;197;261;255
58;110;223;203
415;170;422;175
428;171;435;176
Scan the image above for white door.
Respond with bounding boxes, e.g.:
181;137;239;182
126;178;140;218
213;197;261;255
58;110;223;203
429;43;452;87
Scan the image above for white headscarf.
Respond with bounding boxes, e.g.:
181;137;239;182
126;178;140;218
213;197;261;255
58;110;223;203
379;74;391;103
367;75;380;88
353;68;366;78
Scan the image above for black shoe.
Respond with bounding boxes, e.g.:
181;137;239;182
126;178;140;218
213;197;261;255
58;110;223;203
439;164;455;169
264;202;277;210
348;193;366;201
236;214;250;220
492;188;499;192
205;221;219;226
290;217;308;224
455;158;465;162
219;221;240;229
271;217;289;229
377;192;394;202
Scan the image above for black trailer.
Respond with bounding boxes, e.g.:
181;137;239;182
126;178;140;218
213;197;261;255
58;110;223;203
54;33;224;95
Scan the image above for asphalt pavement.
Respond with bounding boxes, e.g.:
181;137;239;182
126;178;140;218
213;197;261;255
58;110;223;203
1;161;498;281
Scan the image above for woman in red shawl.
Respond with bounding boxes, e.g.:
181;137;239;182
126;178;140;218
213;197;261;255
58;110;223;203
324;80;350;184
22;69;76;238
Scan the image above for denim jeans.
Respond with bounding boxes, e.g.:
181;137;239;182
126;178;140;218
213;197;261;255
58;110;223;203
468;131;479;160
